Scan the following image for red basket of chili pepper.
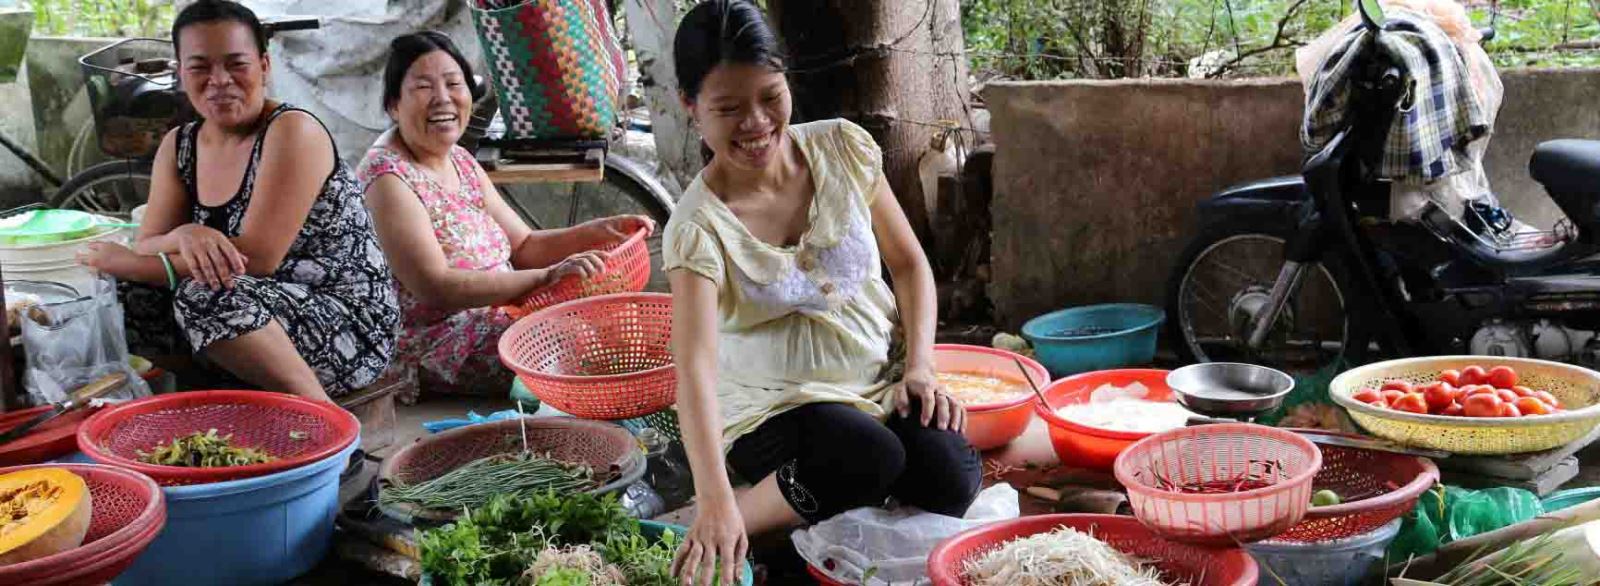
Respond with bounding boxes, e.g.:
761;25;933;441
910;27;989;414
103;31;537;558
1114;423;1322;546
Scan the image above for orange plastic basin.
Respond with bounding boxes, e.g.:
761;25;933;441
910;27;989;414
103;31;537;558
932;344;1050;452
1034;369;1175;470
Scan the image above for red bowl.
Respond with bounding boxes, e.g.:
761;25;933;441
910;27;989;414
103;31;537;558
0;404;102;467
77;390;360;485
932;344;1050;451
1034;369;1174;470
0;463;167;585
926;514;1258;586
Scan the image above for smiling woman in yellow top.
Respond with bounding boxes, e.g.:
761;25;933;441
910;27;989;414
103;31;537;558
662;2;980;585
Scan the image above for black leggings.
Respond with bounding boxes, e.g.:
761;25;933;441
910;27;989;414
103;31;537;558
726;402;982;523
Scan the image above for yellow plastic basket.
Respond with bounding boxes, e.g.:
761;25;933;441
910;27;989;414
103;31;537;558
1329;356;1600;455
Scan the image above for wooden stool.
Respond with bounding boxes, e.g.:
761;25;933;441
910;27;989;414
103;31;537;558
335;365;415;456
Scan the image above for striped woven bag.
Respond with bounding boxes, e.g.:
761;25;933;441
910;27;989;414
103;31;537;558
470;0;627;140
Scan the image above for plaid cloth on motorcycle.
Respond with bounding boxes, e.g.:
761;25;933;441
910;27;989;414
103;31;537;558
1302;10;1489;183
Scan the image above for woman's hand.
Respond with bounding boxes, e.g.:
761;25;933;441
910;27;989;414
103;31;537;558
548;250;607;282
894;365;966;432
77;242;140;278
672;497;747;586
583;214;656;244
171;224;248;290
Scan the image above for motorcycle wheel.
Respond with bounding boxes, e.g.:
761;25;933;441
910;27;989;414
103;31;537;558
1165;218;1351;374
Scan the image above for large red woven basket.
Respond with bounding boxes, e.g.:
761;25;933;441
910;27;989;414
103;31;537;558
0;463;167;586
377;417;644;524
926;514;1258;586
499;292;675;420
500;228;651;320
1273;440;1439;542
77;390;361;486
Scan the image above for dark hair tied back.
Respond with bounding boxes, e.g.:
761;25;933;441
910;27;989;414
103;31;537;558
172;0;269;56
381;31;486;113
672;0;784;101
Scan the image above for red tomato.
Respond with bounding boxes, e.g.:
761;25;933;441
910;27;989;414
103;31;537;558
1442;402;1466;417
1510;386;1535;398
1496;389;1520;404
1392;393;1429;414
1487;366;1519;389
1463;393;1503;418
1535;391;1562;409
1514;397;1551;416
1464;385;1499;398
1438;369;1462;387
1381;389;1406;406
1421;382;1456;412
1500;402;1523;418
1461;366;1488;386
1380;380;1415;394
1353;388;1385;405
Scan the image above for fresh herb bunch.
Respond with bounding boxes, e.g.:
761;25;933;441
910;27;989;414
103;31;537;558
1434;532;1589;586
381;452;595;511
136;428;276;467
419;491;721;586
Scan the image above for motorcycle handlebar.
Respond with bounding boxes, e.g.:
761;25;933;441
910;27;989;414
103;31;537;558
264;18;321;35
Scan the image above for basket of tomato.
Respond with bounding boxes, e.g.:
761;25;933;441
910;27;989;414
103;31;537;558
1330;357;1600;455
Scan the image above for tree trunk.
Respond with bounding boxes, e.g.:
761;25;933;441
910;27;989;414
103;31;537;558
768;0;971;270
621;0;703;194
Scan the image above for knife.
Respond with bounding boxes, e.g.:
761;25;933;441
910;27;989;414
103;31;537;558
0;373;128;447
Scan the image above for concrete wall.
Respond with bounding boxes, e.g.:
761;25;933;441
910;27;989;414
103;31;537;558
983;69;1600;330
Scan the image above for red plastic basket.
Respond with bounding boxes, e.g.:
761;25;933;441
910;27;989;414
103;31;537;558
1274;441;1439;542
499;228;651;320
0;463;167;586
499;292;675;420
926;514;1258;586
0;404;103;467
1114;423;1322;545
76;390;361;486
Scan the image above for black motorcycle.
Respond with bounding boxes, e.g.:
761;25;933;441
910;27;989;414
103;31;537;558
1166;0;1600;373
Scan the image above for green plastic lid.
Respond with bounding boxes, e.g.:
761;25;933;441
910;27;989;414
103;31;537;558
0;209;115;246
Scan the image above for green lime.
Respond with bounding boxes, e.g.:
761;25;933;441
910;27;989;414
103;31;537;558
1312;489;1342;507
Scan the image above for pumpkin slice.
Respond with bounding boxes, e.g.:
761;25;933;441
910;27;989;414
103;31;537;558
0;468;93;565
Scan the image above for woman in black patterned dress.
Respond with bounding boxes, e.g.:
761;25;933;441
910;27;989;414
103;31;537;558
78;1;397;402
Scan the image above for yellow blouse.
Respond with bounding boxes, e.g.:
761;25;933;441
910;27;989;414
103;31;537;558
662;119;901;448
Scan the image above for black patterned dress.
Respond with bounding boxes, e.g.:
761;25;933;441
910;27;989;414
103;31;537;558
122;104;399;397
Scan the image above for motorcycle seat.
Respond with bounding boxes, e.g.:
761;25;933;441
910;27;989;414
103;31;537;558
1420;203;1572;274
1530;140;1600;223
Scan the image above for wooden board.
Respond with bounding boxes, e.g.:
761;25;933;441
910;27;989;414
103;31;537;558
483;147;605;185
1436;424;1600;480
1441;456;1579;496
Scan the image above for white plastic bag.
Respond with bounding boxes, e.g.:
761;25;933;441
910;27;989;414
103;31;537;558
21;276;151;404
792;483;1020;585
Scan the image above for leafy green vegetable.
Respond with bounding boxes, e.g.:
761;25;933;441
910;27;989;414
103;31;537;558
419;491;728;586
532;568;592;586
137;428;275;468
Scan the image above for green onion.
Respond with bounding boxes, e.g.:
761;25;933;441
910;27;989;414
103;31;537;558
381;453;596;511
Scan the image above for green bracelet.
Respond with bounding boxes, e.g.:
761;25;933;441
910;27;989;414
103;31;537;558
157;252;178;290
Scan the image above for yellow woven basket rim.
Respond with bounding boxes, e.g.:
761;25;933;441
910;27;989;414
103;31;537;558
1329;355;1600;428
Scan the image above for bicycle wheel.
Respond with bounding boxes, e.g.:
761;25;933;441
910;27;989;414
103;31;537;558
492;154;674;292
49;159;153;219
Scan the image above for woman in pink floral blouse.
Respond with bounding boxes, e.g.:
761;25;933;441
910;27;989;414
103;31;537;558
357;32;652;399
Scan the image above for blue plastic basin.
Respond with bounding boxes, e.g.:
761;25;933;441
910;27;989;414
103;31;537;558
1021;303;1165;377
114;438;360;586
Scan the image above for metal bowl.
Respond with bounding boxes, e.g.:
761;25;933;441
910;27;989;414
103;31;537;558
1166;362;1295;418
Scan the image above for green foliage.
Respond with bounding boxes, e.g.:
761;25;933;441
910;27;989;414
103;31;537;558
961;0;1600;80
419;491;722;586
29;0;173;38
